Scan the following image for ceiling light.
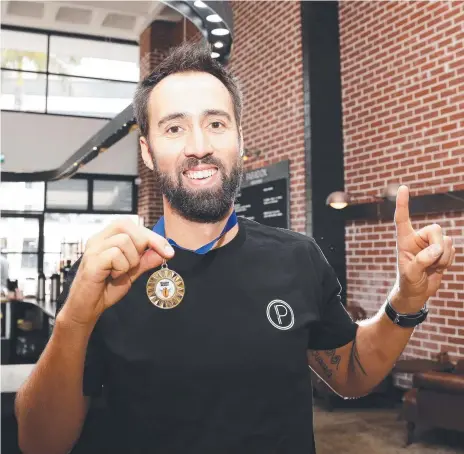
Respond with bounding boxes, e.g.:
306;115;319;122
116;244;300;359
211;28;229;36
214;41;224;49
194;0;207;7
206;14;222;23
211;52;220;59
92;146;98;151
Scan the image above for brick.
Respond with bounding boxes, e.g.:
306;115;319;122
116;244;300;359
340;0;464;360
449;337;464;346
448;319;464;327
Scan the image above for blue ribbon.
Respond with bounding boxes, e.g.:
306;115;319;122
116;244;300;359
153;211;238;255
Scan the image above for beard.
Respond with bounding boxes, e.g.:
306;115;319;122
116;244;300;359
152;153;243;224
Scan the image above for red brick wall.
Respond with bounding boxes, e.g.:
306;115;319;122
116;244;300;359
340;1;464;368
138;26;167;227
229;1;306;233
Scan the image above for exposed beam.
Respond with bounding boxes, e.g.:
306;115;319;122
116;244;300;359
3;104;136;182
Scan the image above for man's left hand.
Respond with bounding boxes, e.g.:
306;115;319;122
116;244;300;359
393;185;456;311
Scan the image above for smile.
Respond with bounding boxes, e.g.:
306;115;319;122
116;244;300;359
184;168;218;180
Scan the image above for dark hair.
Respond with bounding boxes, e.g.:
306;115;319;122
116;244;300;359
133;41;242;139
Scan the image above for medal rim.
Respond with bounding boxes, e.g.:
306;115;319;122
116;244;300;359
146;267;185;309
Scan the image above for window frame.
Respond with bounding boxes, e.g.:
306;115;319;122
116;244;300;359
1;173;138;277
1;25;139;120
44;173;138;215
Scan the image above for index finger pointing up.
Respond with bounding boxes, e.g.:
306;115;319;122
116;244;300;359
394;185;414;238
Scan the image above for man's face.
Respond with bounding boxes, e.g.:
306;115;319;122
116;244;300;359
140;71;243;223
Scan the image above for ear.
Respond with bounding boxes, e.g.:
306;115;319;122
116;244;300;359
139;136;154;170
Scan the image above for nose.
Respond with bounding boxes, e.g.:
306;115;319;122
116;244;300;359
184;125;211;159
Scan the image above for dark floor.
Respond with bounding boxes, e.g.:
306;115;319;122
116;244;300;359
3;393;464;454
313;401;464;454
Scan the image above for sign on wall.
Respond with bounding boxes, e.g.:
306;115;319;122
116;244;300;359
235;160;290;229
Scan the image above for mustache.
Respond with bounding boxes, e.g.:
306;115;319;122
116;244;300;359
180;156;226;173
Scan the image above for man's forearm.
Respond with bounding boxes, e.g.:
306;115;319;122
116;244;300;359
15;313;94;454
344;291;420;397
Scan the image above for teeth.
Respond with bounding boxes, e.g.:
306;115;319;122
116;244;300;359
185;169;217;180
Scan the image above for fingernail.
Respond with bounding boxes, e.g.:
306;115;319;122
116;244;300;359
165;244;175;255
430;244;443;256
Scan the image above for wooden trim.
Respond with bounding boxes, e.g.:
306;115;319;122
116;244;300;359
343;191;464;221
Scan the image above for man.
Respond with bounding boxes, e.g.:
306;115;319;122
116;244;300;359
15;43;455;454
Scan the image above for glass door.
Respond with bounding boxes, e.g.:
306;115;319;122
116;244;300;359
0;214;43;298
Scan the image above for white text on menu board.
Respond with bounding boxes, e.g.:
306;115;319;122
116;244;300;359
262;185;283;217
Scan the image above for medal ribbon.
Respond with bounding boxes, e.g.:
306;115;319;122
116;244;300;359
152;211;238;255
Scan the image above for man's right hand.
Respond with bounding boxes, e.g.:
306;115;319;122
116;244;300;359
58;218;175;327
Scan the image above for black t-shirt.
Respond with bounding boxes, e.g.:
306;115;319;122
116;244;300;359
56;218;358;454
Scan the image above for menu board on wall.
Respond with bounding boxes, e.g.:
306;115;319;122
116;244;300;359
234;160;290;229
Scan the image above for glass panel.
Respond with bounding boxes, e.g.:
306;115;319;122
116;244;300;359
0;182;45;211
0;70;46;112
0;218;40;253
44;213;140;257
5;253;38;297
43;252;61;278
47;76;135;118
93;180;133;212
1;29;48;72
46;179;88;210
48;36;139;81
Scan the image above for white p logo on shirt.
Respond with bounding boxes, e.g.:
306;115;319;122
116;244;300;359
266;300;295;330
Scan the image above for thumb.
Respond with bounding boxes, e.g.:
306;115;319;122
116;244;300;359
409;244;443;279
133;249;167;281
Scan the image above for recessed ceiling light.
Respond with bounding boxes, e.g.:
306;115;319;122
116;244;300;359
206;14;222;23
194;0;207;7
214;41;224;49
211;52;220;59
92;146;98;151
211;28;229;36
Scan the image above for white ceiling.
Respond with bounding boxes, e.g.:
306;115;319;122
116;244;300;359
1;0;183;42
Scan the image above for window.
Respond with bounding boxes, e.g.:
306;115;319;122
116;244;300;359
1;29;48;71
2;174;137;294
1;70;47;112
43;213;140;277
22;239;39;253
45;176;135;212
46;179;88;210
1;27;139;119
0;182;45;211
48;36;139;81
0;217;41;297
93;180;133;212
47;76;136;118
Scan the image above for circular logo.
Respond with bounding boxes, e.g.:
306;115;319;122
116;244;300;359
266;300;294;330
155;278;176;300
146;268;185;309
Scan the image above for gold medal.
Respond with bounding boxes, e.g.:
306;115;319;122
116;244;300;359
146;260;185;309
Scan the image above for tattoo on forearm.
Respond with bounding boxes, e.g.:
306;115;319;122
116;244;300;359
311;351;333;378
324;349;341;370
350;336;367;376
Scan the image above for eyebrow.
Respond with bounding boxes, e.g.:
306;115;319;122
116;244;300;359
157;109;232;128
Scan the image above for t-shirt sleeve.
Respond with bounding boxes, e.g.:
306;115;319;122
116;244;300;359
307;239;359;351
54;258;105;397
